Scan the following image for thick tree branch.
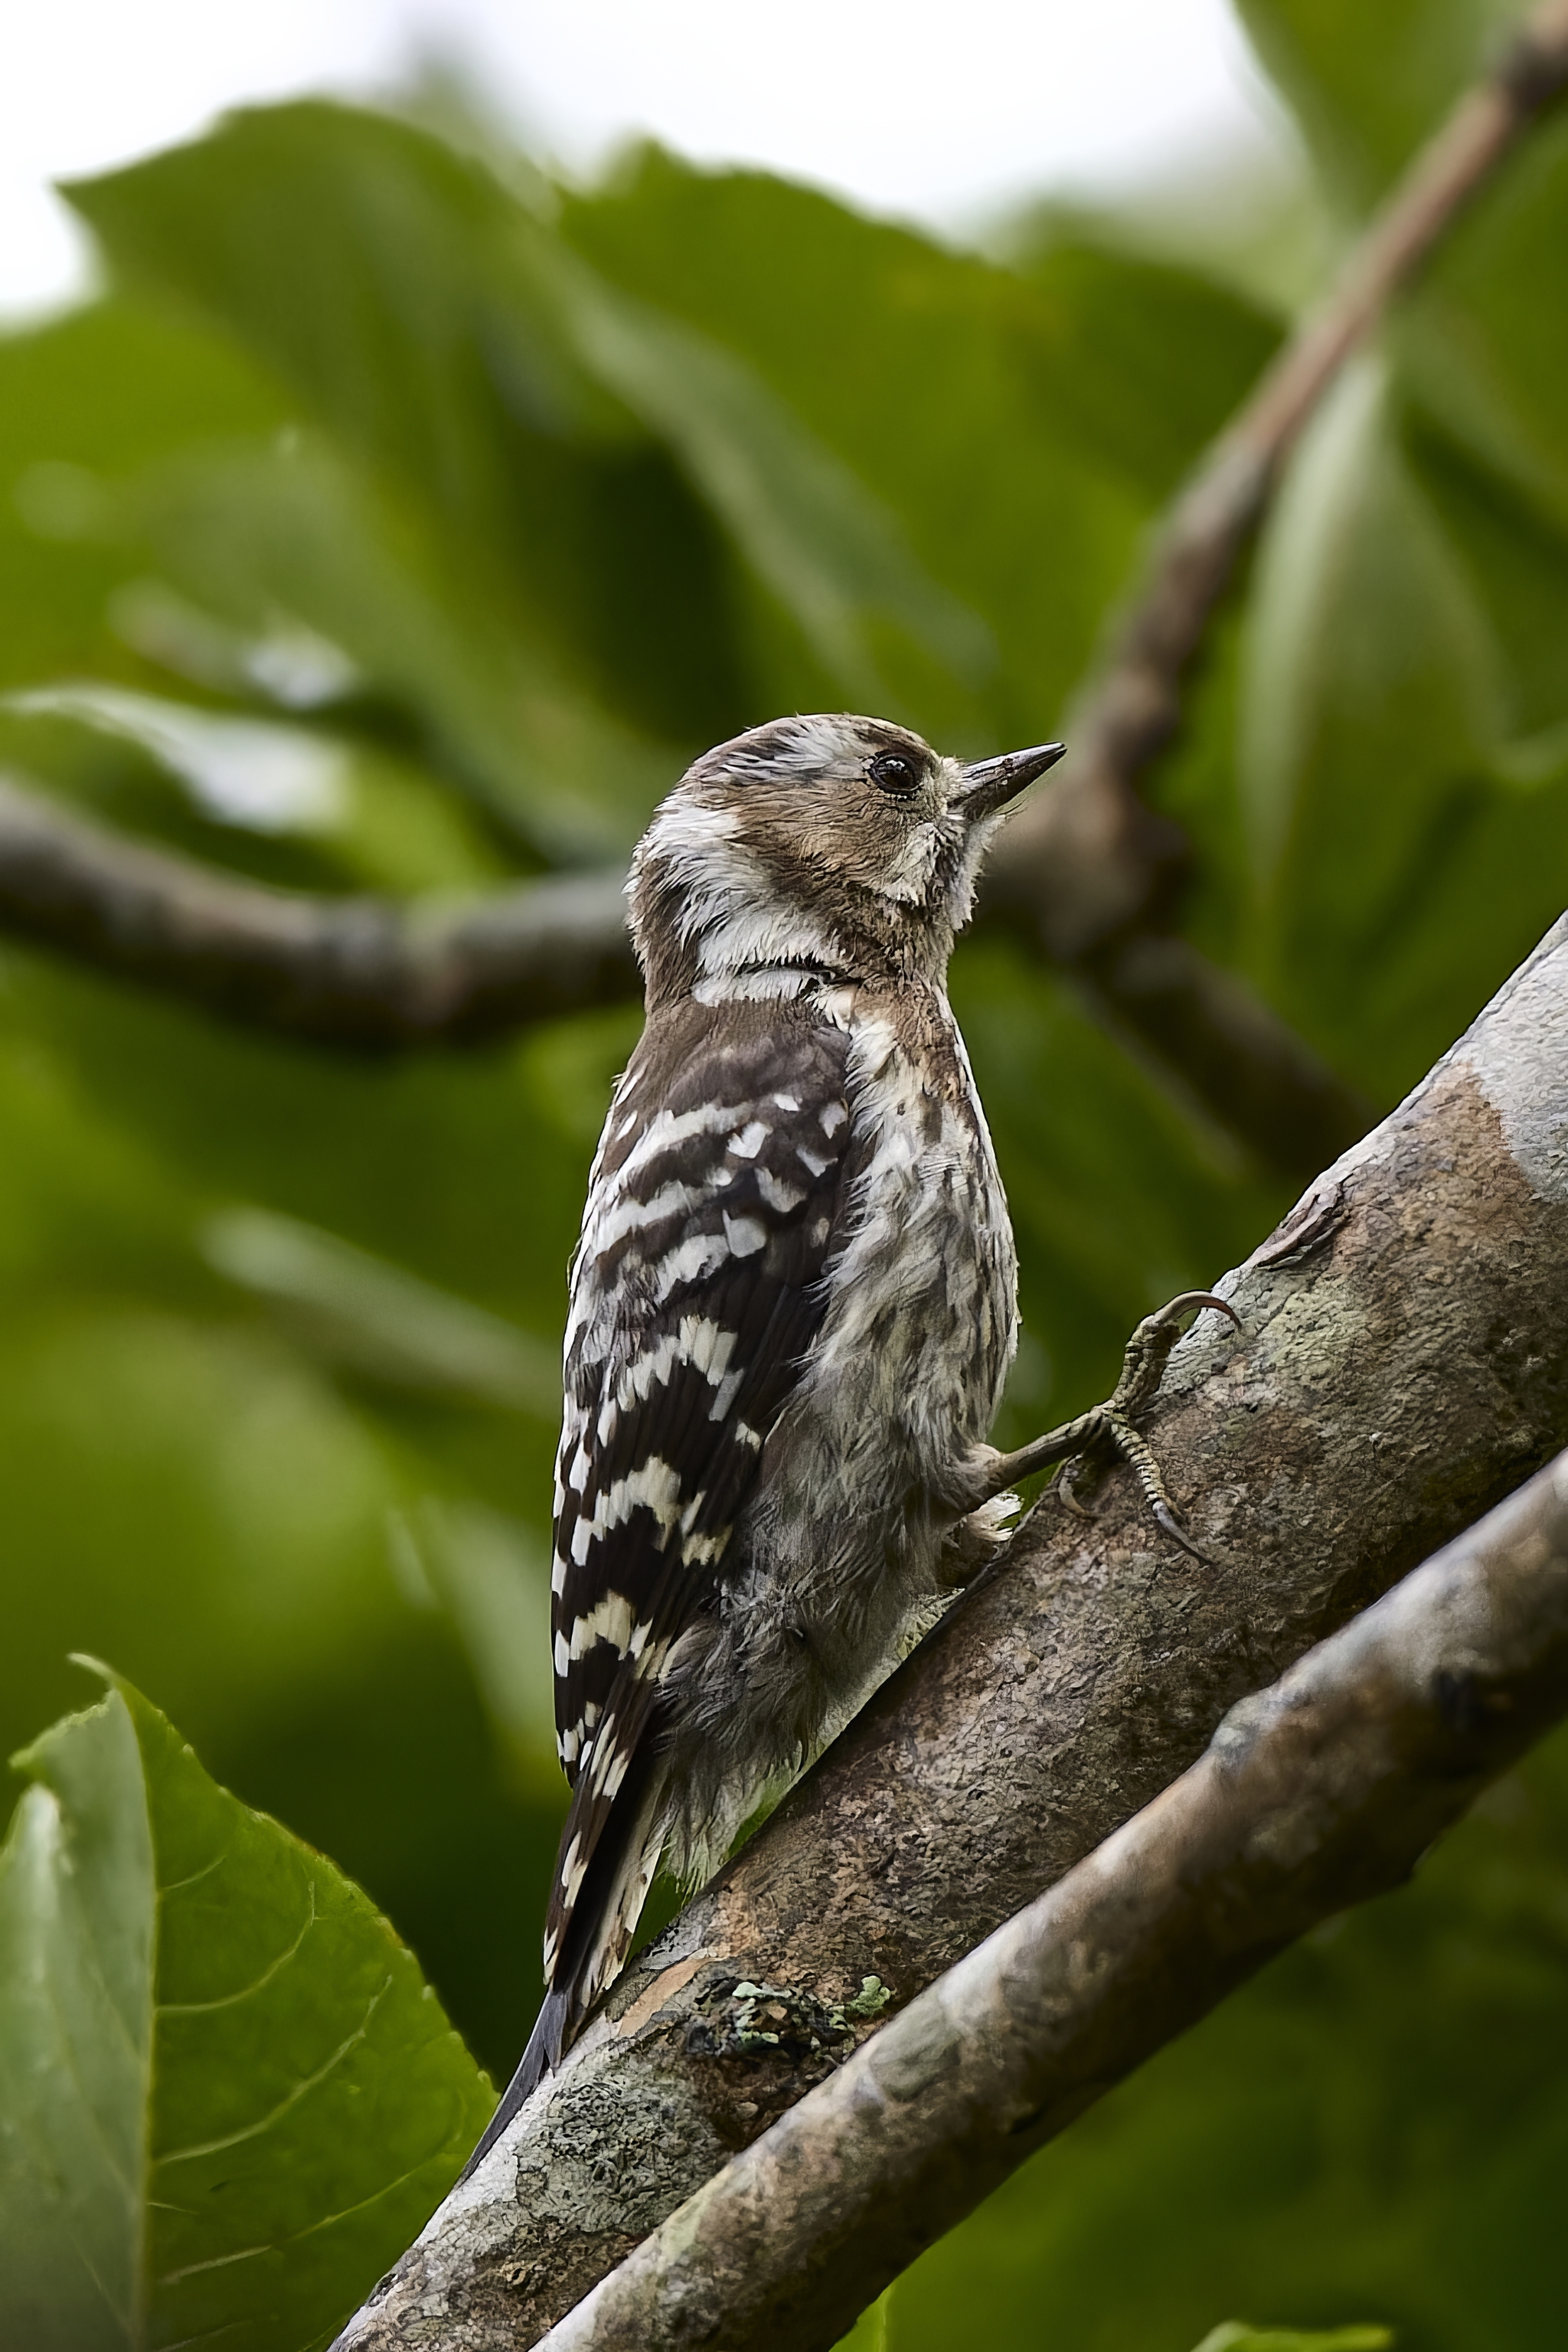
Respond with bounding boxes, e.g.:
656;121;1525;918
0;778;636;1044
539;1446;1568;2352
335;920;1568;2351
9;11;1568;1155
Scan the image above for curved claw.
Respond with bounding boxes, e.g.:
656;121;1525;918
1053;1462;1098;1522
1152;1500;1219;1566
1155;1289;1243;1334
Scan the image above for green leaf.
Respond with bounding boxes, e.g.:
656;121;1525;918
1230;353;1546;1092
1236;355;1497;889
0;1666;492;2351
61;102;616;547
561;147;1280;743
118;430;671;862
1401;113;1568;537
0;297;288;699
67;103;990;736
1235;0;1524;214
538;247;995;707
1407;410;1568;742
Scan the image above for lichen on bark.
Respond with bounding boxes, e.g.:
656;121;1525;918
336;916;1568;2351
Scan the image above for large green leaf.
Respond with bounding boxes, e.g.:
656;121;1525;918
560;148;1280;746
63;103;616;545
65;104;991;743
125;430;675;861
537;247;994;711
1236;357;1496;911
1401;112;1568;539
0;1666;492;2351
1230;352;1568;1095
0;297;287;698
1236;0;1527;214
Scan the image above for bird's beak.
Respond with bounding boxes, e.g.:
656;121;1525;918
959;740;1067;822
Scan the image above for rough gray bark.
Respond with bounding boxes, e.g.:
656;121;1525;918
538;1444;1568;2352
335;915;1568;2352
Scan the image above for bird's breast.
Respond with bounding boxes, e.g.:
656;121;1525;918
792;992;1018;1493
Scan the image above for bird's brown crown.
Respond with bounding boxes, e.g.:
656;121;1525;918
628;714;1058;1007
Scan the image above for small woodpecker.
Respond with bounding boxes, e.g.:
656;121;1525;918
463;714;1236;2177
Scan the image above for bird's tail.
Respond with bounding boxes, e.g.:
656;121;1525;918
458;1986;571;2183
458;1754;668;2184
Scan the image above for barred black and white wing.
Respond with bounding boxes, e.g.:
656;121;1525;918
548;1002;853;1977
462;1003;856;2179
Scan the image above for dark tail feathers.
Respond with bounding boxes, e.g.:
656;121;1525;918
459;1984;571;2183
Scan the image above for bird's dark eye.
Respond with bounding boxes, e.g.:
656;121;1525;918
869;751;921;799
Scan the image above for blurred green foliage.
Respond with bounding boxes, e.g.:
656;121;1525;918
0;0;1565;2343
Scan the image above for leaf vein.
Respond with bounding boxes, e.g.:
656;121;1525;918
154;1971;394;2166
156;1882;318;2014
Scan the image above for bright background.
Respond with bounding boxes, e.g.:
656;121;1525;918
2;0;1280;316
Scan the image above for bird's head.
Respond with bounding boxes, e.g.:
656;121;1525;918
628;714;1064;1007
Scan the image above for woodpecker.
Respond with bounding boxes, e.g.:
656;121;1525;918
463;714;1236;2177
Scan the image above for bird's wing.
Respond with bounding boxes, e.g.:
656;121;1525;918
544;1003;855;1997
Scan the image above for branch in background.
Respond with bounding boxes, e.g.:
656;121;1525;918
983;0;1568;1162
6;12;1568;1148
0;769;1361;1173
0;777;635;1044
332;919;1568;2350
538;1448;1568;2352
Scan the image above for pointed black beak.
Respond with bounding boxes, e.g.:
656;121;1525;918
959;740;1067;822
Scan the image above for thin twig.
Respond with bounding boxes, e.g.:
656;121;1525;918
985;0;1568;1146
536;1446;1568;2352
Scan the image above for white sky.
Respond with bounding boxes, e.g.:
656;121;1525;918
0;0;1276;319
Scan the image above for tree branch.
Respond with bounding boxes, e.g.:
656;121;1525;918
334;920;1568;2351
982;0;1568;1161
9;10;1568;1155
537;1445;1568;2352
0;778;636;1044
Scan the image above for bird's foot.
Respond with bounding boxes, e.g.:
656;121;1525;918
986;1290;1241;1562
